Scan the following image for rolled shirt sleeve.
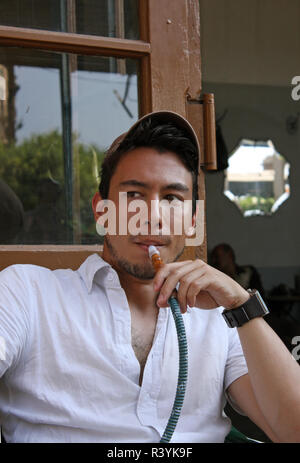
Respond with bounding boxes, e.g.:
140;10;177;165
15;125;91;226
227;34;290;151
224;325;248;414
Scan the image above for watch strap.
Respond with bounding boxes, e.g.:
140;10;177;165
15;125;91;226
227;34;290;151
222;289;269;328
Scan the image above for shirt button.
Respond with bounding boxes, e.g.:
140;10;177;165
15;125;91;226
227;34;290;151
107;274;113;281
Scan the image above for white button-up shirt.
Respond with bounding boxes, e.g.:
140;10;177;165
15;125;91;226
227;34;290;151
0;254;248;443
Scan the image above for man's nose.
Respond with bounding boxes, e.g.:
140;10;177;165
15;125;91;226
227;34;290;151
145;198;162;234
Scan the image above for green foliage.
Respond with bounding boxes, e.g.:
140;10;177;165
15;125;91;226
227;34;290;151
237;195;275;215
0;130;63;210
0;130;105;242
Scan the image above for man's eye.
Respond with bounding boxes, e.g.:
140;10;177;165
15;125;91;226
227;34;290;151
127;191;142;198
164;194;182;202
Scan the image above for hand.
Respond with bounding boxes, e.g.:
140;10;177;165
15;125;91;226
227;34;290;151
153;259;250;313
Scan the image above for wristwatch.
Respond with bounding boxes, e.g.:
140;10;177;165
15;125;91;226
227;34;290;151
222;289;269;328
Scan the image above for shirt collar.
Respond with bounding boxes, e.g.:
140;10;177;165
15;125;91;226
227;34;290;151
77;253;113;293
78;253;192;313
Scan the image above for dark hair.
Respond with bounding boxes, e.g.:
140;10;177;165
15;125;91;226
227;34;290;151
99;117;199;213
211;243;236;263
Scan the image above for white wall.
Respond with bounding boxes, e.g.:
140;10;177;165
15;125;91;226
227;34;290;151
200;0;300;87
200;0;300;291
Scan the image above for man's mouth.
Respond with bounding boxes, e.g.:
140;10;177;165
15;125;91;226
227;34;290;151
132;239;168;252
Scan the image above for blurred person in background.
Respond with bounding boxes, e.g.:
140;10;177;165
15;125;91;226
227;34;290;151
210;243;265;298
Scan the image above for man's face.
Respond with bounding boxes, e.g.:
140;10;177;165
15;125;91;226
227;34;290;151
93;147;196;279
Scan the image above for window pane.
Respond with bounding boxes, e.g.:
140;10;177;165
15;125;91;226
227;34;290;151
0;47;139;244
0;0;139;40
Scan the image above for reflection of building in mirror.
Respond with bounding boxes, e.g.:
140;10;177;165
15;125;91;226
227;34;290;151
224;139;290;217
0;46;139;245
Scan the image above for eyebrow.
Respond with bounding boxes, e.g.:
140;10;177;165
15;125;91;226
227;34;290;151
119;180;190;192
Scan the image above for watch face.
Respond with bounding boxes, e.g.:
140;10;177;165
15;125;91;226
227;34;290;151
255;291;269;315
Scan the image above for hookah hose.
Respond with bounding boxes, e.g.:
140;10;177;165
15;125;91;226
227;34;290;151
148;246;188;443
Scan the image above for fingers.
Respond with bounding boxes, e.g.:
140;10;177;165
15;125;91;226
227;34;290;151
153;260;194;292
153;258;249;312
155;260;207;311
177;268;207;311
155;261;195;307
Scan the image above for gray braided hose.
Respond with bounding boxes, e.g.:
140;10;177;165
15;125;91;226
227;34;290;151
159;296;188;443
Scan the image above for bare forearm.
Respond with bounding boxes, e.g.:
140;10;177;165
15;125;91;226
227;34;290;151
153;258;300;440
238;317;300;442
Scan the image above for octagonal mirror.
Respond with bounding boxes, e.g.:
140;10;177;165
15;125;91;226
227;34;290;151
224;139;290;217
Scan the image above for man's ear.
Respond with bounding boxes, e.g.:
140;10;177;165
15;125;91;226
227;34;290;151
92;191;103;222
185;202;199;237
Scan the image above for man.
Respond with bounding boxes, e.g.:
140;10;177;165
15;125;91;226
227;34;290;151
0;111;300;443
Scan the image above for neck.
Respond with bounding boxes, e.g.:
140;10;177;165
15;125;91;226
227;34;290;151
119;271;158;311
102;248;158;312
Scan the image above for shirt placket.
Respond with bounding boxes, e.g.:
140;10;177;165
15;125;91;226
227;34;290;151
104;268;170;430
136;307;169;428
105;272;141;383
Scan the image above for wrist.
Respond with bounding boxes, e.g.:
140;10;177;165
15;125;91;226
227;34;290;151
222;289;269;328
226;289;250;311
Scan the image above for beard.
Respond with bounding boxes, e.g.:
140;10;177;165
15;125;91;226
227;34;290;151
104;235;185;280
104;235;155;279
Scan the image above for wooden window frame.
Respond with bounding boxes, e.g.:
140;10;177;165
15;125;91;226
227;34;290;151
0;0;206;270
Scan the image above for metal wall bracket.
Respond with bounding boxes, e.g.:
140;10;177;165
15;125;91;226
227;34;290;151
186;93;217;171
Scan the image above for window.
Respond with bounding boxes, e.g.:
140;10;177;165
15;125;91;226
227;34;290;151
224;139;290;217
0;47;138;245
0;0;140;39
0;0;206;269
